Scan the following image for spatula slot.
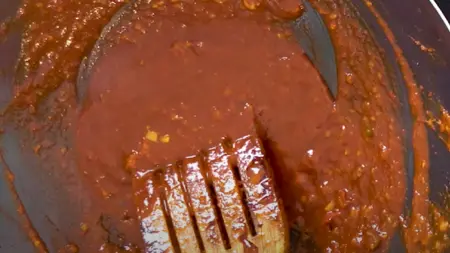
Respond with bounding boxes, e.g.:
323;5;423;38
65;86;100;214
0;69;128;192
174;162;206;252
231;163;258;237
157;170;182;253
200;152;232;250
223;137;258;237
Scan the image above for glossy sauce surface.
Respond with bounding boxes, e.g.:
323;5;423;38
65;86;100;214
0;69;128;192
74;1;405;252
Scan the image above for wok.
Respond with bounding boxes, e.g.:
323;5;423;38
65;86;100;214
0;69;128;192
0;0;449;252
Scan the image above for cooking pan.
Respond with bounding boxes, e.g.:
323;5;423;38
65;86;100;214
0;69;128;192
0;0;449;252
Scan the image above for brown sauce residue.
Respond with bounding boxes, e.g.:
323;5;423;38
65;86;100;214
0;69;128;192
0;0;448;252
409;36;437;58
0;152;48;252
362;1;449;252
425;96;450;150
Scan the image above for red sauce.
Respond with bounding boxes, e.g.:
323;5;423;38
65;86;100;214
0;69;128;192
0;0;448;252
74;0;404;251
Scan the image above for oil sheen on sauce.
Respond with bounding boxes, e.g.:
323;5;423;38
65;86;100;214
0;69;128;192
0;0;448;252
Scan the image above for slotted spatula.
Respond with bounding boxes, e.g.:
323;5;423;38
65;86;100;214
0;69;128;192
131;133;288;253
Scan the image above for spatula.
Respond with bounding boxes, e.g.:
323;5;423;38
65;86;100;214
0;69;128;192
131;134;288;253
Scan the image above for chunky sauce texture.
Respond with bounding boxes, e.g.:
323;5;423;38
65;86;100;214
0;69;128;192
76;0;405;252
0;0;448;252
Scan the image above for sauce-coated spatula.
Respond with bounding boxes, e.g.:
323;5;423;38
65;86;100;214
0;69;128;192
131;134;288;252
